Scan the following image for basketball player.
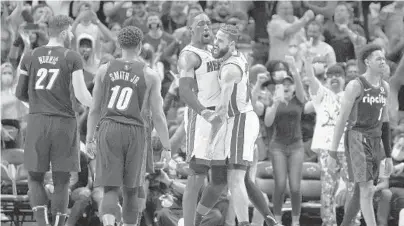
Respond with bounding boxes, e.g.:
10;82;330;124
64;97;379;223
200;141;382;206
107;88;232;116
194;24;279;226
15;15;93;226
85;26;171;226
177;13;226;226
331;44;393;226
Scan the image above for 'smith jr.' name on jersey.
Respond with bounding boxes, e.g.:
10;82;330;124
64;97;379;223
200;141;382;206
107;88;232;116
109;70;140;86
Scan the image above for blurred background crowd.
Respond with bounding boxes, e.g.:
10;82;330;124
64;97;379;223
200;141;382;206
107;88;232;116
1;1;404;226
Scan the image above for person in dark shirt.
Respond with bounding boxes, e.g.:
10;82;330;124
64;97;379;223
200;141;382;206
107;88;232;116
15;14;93;226
85;26;171;226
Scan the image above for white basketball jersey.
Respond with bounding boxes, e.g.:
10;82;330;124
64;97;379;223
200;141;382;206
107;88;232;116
180;45;221;107
221;51;253;117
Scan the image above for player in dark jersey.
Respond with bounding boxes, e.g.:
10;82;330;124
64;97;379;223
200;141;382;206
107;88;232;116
331;44;393;226
15;15;93;226
85;26;171;226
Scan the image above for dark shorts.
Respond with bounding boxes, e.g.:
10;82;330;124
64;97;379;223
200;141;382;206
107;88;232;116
95;119;147;188
24;114;80;172
345;130;382;183
188;156;210;175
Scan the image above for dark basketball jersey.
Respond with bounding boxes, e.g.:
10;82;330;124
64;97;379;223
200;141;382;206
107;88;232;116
20;46;84;117
347;76;388;137
100;59;147;126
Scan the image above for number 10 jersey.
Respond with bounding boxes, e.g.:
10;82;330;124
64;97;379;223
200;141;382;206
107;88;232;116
100;59;147;127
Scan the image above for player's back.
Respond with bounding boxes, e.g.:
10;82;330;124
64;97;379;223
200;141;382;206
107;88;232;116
180;45;221;107
25;46;79;117
347;76;388;137
100;59;147;126
221;51;253;117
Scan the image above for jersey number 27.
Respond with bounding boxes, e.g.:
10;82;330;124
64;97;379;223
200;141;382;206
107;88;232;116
108;85;133;111
35;68;60;90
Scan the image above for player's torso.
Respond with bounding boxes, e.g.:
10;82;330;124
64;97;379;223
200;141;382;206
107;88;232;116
221;51;253;117
181;45;221;107
348;76;387;137
27;46;75;117
101;59;147;126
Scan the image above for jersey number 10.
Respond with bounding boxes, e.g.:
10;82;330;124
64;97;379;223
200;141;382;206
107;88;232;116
35;68;60;90
108;85;133;111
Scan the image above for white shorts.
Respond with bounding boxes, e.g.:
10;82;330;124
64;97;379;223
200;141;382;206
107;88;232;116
184;108;227;165
210;111;260;166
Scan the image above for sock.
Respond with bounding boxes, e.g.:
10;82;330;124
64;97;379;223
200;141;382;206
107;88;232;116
102;214;116;226
239;221;250;226
32;205;50;226
53;212;68;226
245;170;277;226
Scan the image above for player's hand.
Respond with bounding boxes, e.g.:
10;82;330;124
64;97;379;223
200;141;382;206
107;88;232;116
201;109;216;123
160;148;171;162
303;10;315;22
85;139;97;160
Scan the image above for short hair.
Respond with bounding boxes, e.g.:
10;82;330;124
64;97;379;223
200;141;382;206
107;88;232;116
359;44;383;64
48;15;73;37
117;26;143;49
346;59;357;68
188;12;206;27
219;24;240;42
187;3;203;14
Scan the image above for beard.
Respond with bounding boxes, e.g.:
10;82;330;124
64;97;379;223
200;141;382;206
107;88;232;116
212;45;229;59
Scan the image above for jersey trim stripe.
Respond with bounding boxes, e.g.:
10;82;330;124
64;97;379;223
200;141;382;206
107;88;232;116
230;113;246;164
228;84;240;117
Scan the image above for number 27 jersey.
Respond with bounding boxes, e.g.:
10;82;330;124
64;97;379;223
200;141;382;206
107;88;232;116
20;46;84;118
100;59;147;126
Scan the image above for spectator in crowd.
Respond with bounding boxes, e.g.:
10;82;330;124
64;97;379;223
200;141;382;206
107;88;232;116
103;1;134;26
264;58;306;226
267;1;313;62
300;20;336;67
323;2;366;62
161;1;188;34
144;13;174;53
206;0;232;24
345;59;360;84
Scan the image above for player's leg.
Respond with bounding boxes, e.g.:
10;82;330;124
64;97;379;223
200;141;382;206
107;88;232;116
49;116;81;226
226;113;258;226
121;125;148;226
287;142;304;226
376;189;392;226
95;120;126;226
245;147;278;226
183;160;209;226
183;112;210;226
194;165;227;226
24;114;52;225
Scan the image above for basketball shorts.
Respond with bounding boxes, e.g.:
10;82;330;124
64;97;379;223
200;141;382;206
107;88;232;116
184;107;228;167
95;119;147;188
24;114;80;172
210;111;260;168
344;130;382;183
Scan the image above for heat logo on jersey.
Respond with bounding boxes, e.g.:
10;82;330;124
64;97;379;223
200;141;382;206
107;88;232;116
362;93;387;106
206;60;221;72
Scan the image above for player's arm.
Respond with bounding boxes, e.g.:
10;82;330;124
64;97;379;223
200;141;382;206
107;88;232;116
216;64;242;118
69;51;93;107
178;51;206;115
86;64;108;144
15;52;31;102
145;67;171;151
330;80;361;152
381;82;392;158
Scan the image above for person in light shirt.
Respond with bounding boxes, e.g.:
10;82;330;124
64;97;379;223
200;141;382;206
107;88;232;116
304;60;361;226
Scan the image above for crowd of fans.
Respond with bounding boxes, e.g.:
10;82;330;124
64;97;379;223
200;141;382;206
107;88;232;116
1;1;404;226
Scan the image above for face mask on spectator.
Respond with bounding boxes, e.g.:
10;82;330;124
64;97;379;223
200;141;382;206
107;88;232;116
1;63;14;87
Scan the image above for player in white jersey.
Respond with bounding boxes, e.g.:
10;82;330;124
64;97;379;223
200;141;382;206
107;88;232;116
194;24;279;226
178;13;227;226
